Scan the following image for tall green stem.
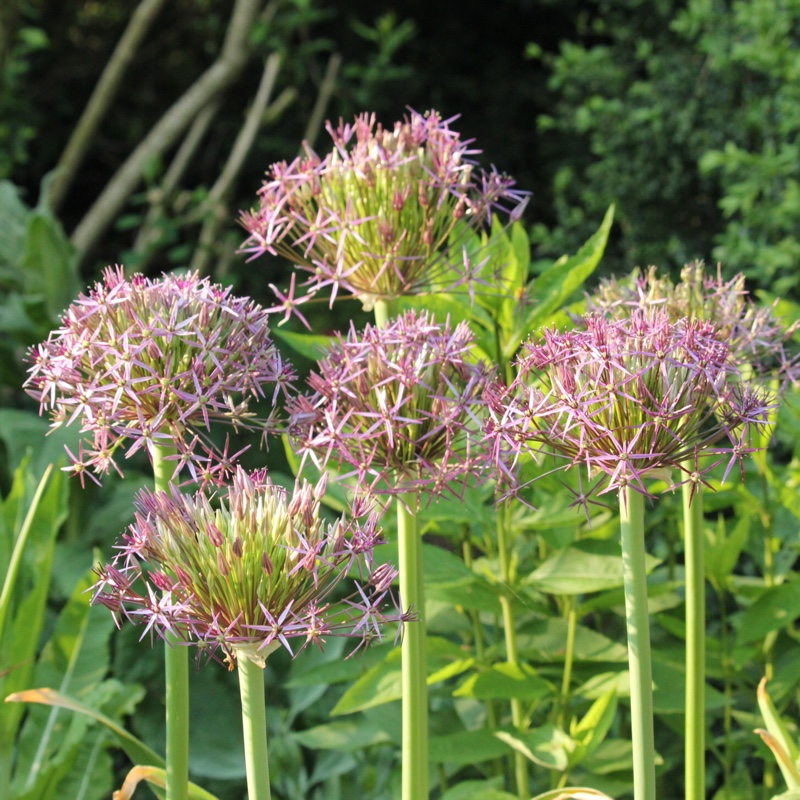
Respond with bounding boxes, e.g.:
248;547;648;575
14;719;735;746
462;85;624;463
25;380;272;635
237;655;271;800
496;501;528;799
682;479;705;800
153;444;189;800
619;487;656;800
397;496;428;800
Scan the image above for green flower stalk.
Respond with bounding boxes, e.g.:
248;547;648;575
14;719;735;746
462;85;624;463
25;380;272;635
586;262;798;800
288;310;492;800
486;309;772;800
93;467;408;800
26;266;295;800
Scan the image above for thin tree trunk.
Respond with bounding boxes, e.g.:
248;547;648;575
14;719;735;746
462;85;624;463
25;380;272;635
49;0;169;212
70;0;263;262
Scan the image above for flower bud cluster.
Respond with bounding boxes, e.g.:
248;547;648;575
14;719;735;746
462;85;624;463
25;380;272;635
93;467;404;667
25;266;294;485
288;310;492;500
240;109;529;315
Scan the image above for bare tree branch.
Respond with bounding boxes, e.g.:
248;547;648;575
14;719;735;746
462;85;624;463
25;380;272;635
302;51;342;150
70;0;264;262
49;0;169;212
131;97;223;261
190;52;282;276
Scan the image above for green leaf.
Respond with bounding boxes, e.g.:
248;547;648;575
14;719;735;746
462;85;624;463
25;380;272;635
570;689;618;766
705;509;751;589
517;618;628;663
21;212;80;319
440;778;518;800
736;580;800;646
453;662;553;701
508;204;614;356
293;719;393;751
494;724;574;771
5;688;164;771
271;327;336;361
429;729;513;765
757;677;800;790
525;539;660;595
331;638;470;715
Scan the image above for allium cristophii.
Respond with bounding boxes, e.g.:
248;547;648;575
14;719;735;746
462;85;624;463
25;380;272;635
92;467;405;667
587;262;800;388
24;266;295;485
240;109;529;316
288;310;492;501
486;310;773;499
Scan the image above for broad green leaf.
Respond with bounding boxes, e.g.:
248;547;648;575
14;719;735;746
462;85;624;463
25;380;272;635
271;327;336;361
516;618;628;663
705;509;751;589
331;637;466;715
5;688;164;772
293;719;392;751
22;212;80;319
440;778;517;800
453;662;553;701
581;738;634;775
570;689;618;766
429;729;513;765
736;580;800;646
0;180;29;265
526;539;660;595
508;204;614;356
494;724;574;771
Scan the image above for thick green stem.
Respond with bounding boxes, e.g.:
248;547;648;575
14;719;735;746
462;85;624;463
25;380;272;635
558;598;578;730
619;487;656;800
397;497;428;800
238;655;271;800
153;444;189;800
496;502;528;799
682;479;705;800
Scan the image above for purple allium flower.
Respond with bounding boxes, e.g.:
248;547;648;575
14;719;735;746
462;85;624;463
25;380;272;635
240;109;529;317
587;262;800;389
486;310;773;501
288;310;492;501
24;266;295;485
92;467;406;668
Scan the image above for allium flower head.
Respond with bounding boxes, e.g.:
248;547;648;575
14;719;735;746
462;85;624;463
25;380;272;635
25;266;295;485
288;310;492;501
240;109;529;316
92;467;404;667
587;262;800;388
486;310;773;499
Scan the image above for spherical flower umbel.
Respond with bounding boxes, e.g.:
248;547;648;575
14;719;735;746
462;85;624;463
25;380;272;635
288;310;492;501
240;109;529;317
486;310;773;500
25;266;295;485
92;467;406;668
587;262;800;388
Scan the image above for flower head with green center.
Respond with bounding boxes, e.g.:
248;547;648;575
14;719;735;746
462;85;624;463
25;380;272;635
25;266;295;486
288;310;492;501
587;262;800;388
92;467;405;667
486;309;773;501
240;109;529;317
